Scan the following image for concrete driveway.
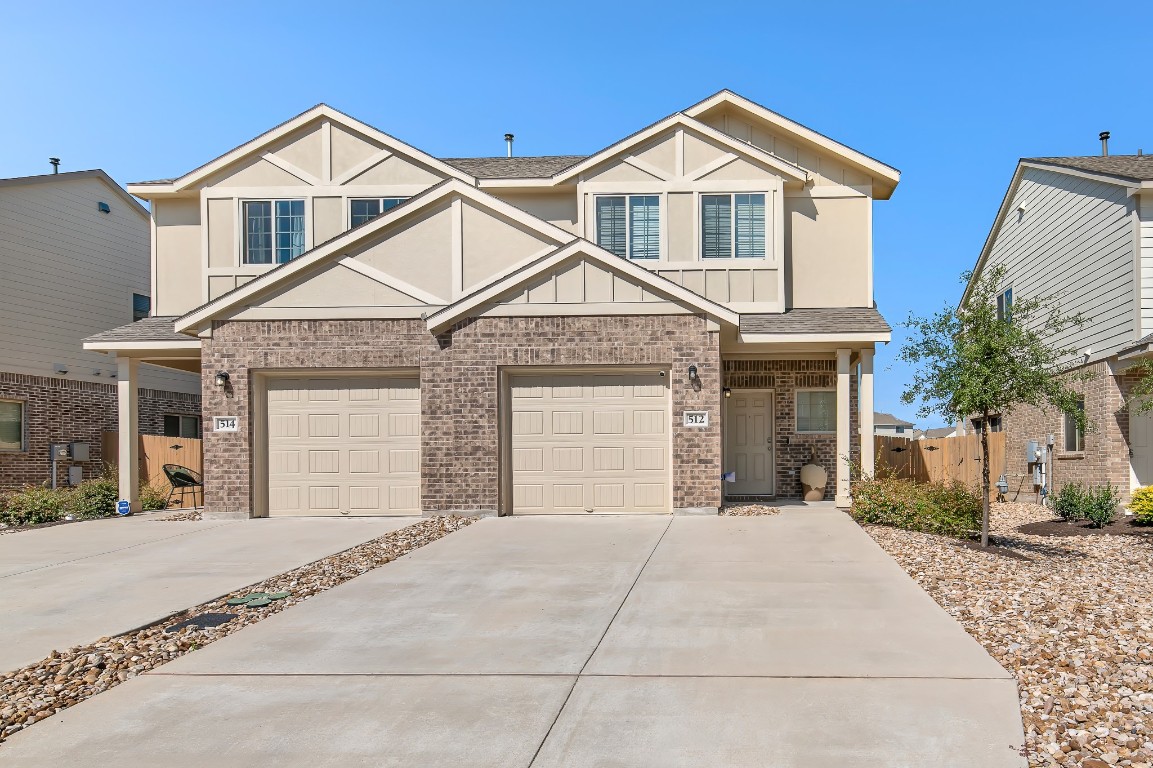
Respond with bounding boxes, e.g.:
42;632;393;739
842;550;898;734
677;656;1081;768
0;514;416;672
1;510;1026;767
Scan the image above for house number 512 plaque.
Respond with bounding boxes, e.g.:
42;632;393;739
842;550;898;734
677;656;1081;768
683;411;709;427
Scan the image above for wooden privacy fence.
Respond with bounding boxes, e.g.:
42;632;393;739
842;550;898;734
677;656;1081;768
874;432;1006;494
101;432;203;508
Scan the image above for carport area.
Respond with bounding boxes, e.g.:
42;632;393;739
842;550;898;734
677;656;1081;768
2;509;1026;767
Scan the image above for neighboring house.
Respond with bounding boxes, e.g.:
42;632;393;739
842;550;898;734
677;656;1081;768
874;411;916;436
921;426;959;440
88;90;899;516
963;150;1153;501
0;170;201;490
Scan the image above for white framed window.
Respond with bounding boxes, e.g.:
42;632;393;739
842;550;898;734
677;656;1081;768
0;399;25;451
595;195;660;260
163;415;201;439
1063;399;1084;452
701;193;766;259
243;200;306;264
796;390;836;433
997;287;1013;321
350;197;408;228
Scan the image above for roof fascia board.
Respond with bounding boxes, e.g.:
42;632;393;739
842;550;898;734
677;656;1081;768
737;331;892;344
1022;160;1148;189
174;179;575;333
684;90;901;185
83;340;202;352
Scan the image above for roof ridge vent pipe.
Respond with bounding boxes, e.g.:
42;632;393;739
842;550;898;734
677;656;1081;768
505;133;514;158
1099;131;1110;157
49;157;60;174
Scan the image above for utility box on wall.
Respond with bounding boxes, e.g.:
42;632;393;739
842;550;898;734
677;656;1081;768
67;466;84;486
69;442;90;462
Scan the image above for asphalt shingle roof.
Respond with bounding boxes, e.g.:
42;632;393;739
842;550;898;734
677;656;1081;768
84;316;187;344
923;427;957;439
875;411;915;427
1026;155;1153;182
438;155;587;179
739;307;891;335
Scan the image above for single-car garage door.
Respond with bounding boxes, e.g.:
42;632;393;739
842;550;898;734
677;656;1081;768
510;371;669;514
267;377;419;516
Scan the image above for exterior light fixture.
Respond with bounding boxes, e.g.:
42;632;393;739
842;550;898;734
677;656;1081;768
687;365;698;380
214;371;231;388
723;387;732;398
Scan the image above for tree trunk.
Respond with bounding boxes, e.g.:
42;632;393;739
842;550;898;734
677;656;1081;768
980;408;991;547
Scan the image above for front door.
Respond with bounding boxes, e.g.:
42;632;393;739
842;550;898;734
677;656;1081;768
724;390;774;496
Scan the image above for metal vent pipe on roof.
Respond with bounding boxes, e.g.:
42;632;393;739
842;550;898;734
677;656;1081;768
49;157;60;174
505;133;514;158
1099;131;1110;156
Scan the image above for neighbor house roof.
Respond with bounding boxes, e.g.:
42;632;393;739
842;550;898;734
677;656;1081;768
84;316;187;344
440;156;586;179
874;411;915;427
0;169;149;218
1026;155;1153;182
923;426;956;439
739;307;891;335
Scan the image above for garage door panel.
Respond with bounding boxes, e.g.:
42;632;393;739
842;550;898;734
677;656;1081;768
308;414;340;437
552;447;584;472
308;450;340;473
593;411;625;435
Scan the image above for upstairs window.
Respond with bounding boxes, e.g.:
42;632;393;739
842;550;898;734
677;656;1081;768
243;200;305;264
132;293;150;322
350;197;408;228
595;195;660;260
997;287;1013;321
702;193;766;259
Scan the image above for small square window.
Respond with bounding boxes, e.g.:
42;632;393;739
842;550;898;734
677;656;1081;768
796;390;836;433
163;415;200;438
132;293;151;322
0;400;24;451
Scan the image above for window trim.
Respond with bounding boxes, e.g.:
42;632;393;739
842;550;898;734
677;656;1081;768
240;198;308;265
0;398;26;452
699;191;768;260
795;388;837;434
347;197;409;228
593;193;663;260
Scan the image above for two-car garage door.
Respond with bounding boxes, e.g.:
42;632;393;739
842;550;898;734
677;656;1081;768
510;371;670;514
267;377;420;516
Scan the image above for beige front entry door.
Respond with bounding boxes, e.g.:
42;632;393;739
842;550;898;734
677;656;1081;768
510;371;670;514
266;377;420;516
1131;408;1153;490
724;391;774;496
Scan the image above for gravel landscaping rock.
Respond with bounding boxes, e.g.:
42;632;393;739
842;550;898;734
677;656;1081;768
147;510;203;522
0;514;475;744
719;504;780;516
864;502;1153;767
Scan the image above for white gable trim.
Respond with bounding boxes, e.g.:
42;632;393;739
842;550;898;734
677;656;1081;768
175;179;576;333
552;114;808;185
337;257;446;305
128;105;474;196
426;240;739;334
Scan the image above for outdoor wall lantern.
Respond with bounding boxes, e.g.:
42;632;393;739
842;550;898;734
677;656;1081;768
214;371;231;388
687;365;698;381
723;387;732;398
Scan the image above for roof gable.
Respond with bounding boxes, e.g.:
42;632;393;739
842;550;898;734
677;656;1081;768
0;169;149;219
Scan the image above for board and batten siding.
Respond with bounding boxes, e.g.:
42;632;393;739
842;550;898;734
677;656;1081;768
984;166;1136;360
1140;192;1153;338
0;176;198;394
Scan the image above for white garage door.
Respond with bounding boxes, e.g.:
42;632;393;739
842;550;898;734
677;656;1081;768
267;377;420;516
510;371;670;514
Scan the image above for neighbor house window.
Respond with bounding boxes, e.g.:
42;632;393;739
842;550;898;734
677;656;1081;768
595;195;660;260
701;193;766;259
163;415;200;439
1063;399;1085;452
243;200;306;264
0;400;24;451
796;390;836;433
349;197;407;228
997;287;1013;321
132;293;150;322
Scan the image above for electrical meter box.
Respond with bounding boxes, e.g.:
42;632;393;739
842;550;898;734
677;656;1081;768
67;466;84;486
69;442;90;462
1026;440;1038;464
50;444;70;461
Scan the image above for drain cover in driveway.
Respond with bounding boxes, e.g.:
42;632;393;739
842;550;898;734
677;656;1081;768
165;612;237;633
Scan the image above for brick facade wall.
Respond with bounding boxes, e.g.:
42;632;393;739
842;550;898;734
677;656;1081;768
1001;360;1134;502
202;316;723;517
723;359;859;499
0;371;202;490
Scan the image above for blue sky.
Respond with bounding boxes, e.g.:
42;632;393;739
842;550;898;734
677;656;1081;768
3;2;1149;428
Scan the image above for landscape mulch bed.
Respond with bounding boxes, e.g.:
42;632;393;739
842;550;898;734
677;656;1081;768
1019;517;1153;538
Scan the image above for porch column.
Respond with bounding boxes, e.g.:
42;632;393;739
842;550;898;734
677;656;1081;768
835;348;852;507
859;347;875;478
117;357;140;512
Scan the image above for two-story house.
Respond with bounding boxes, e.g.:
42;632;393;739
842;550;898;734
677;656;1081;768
963;149;1153;502
0;170;201;490
87;91;899;517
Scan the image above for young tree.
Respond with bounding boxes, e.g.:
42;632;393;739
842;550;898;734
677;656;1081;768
899;264;1086;546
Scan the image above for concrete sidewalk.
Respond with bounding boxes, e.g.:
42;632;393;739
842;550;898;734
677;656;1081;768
0;514;416;672
1;510;1026;767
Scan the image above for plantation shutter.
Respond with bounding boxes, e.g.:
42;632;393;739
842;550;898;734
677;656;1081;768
628;196;660;260
596;196;627;258
734;193;766;258
701;194;732;259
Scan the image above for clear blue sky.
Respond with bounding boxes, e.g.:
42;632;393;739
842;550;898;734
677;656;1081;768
3;2;1149;428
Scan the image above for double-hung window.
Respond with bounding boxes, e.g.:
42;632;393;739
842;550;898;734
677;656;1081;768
1063;399;1085;452
163;414;201;439
701;193;766;259
796;390;836;433
997;287;1013;322
243;200;306;264
0;399;24;451
595;195;660;260
349;197;408;228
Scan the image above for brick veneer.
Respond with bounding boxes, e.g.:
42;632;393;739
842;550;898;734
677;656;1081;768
1001;360;1134;502
0;371;202;490
201;316;722;517
723;359;859;499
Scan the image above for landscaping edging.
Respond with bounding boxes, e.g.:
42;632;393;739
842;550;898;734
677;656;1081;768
0;515;475;743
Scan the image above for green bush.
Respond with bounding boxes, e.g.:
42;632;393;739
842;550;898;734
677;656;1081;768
69;478;120;520
1130;486;1153;525
0;485;71;527
851;476;982;539
1054;482;1086;521
139;483;170;511
1082;485;1120;528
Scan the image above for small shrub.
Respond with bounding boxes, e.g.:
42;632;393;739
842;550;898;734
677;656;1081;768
0;485;70;526
1082;484;1120;528
139;483;170;511
1130;486;1153;525
69;478;120;520
1053;482;1086;521
851;476;981;539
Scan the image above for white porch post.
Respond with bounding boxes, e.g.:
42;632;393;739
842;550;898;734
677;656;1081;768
117;357;140;512
835;348;852;507
859;347;875;479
